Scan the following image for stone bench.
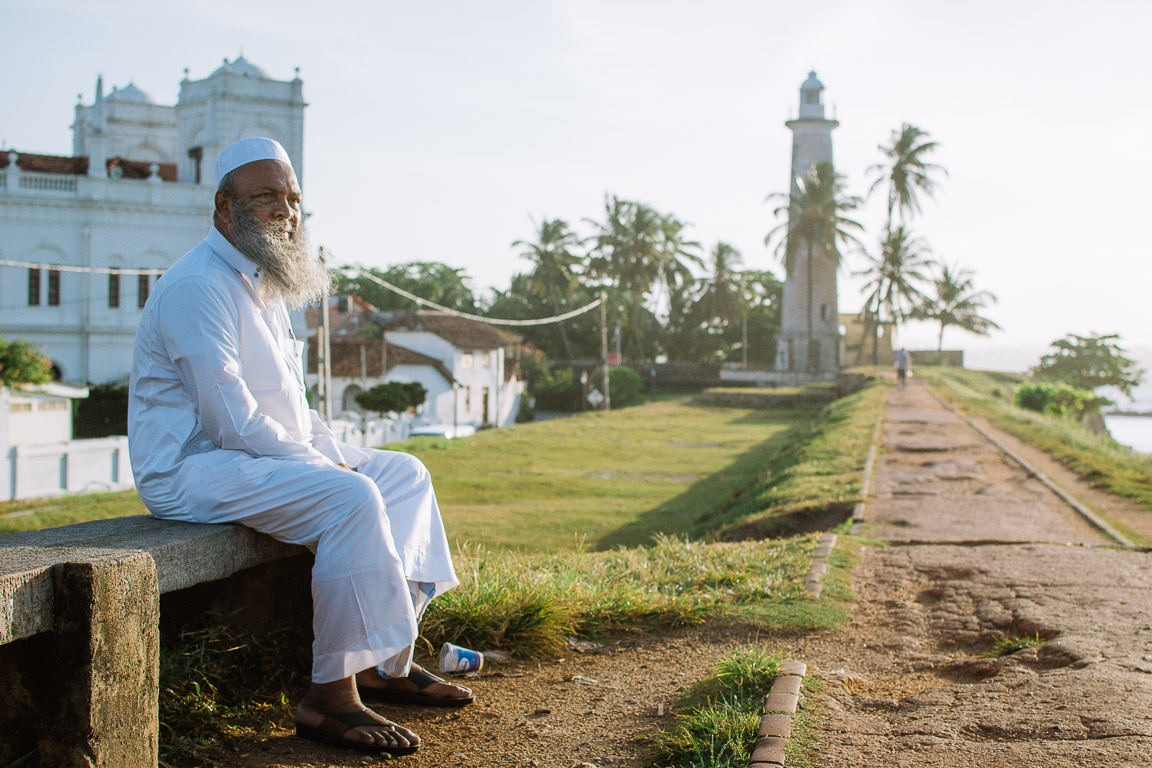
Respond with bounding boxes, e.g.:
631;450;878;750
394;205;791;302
0;515;308;768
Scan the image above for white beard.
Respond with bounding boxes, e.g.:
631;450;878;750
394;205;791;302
231;203;331;309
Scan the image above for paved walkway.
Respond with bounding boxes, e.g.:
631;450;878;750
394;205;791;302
805;382;1152;766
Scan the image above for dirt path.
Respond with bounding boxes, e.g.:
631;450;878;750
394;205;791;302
231;625;774;768
801;381;1152;766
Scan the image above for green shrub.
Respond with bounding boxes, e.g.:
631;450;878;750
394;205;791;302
1014;381;1098;419
532;367;582;411
0;337;52;387
609;366;644;408
515;390;536;422
73;383;130;438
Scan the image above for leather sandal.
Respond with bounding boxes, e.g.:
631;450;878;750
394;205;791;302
295;708;420;755
360;664;475;708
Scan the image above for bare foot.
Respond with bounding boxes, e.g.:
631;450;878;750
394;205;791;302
296;677;420;751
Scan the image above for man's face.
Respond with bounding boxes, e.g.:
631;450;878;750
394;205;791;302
216;159;302;242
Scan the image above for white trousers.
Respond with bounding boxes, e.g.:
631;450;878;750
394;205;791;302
146;447;459;683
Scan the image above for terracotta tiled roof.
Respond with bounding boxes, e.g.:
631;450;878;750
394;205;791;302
380;311;521;350
0;152;88;174
0;152;177;182
107;157;178;182
308;337;454;383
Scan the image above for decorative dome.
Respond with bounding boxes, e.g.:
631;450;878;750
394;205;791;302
801;71;824;92
108;82;154;103
211;55;269;79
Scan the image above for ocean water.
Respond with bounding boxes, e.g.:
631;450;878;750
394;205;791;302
1102;379;1152;455
1104;415;1152;455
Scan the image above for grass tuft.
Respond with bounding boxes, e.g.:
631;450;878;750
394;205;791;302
652;645;784;768
422;534;824;655
987;633;1046;657
158;611;309;768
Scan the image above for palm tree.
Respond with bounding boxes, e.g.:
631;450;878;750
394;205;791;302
585;195;662;359
512;217;582;359
856;226;934;363
652;214;704;307
693;242;747;328
766;161;864;372
913;263;1001;351
868;123;947;228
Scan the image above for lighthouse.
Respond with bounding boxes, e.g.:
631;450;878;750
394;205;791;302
775;71;841;377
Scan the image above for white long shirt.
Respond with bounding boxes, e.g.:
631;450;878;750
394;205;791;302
130;228;362;511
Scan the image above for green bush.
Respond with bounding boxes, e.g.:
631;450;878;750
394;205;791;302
0;337;52;387
609;366;645;408
532;367;582;411
1014;381;1098;419
73;383;129;438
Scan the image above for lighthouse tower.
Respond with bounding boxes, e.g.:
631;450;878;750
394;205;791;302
775;71;841;377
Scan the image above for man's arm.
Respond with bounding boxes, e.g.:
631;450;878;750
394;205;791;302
158;278;332;464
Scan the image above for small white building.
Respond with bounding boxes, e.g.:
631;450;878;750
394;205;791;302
0;56;305;384
307;306;526;436
1;383;132;500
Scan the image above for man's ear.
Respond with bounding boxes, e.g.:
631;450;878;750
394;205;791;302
215;190;233;228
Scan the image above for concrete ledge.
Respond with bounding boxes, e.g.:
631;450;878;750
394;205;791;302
0;515;305;644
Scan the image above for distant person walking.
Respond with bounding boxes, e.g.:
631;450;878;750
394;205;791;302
894;348;911;391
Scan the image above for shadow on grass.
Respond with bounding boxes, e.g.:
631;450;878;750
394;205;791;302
594;405;823;549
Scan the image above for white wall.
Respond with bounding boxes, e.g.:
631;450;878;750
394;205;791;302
0;165;212;383
3;436;133;501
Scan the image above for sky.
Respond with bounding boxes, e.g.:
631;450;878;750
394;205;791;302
3;0;1150;375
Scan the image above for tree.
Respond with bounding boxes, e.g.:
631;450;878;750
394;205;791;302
651;214;703;313
0;338;52;387
585;195;663;360
355;381;426;415
912;263;1000;351
487;275;602;361
868;123;947;228
766;161;864;372
693;242;747;330
856;226;934;363
336;262;479;314
512;217;583;359
1031;333;1145;397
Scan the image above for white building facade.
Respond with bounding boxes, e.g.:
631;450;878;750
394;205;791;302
0;56;305;384
308;308;525;441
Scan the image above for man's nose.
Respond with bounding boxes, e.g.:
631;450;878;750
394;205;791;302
271;195;292;219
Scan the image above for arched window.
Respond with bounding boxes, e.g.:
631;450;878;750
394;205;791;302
343;384;363;413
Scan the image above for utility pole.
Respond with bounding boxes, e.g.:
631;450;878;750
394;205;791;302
600;290;611;411
317;247;333;422
742;315;748;369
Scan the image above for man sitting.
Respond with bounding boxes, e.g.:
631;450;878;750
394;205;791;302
129;137;469;756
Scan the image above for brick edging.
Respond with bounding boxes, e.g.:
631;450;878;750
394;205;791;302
802;533;836;598
849;417;883;535
750;660;807;767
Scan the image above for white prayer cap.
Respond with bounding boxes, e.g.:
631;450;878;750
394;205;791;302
215;137;293;184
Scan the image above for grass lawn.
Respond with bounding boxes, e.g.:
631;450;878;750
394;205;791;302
390;397;821;551
0;488;146;535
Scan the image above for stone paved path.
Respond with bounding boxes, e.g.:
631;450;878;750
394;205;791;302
803;382;1152;766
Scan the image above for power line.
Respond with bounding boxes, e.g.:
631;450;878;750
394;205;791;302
0;258;165;276
349;269;602;327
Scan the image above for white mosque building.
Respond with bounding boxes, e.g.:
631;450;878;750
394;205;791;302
0;56;305;384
